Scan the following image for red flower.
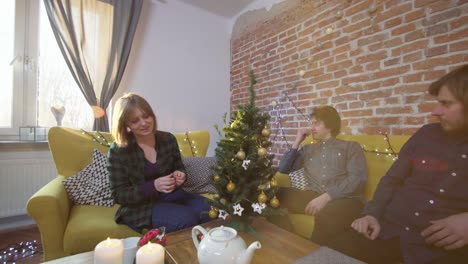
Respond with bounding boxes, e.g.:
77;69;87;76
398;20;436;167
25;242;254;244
137;227;166;247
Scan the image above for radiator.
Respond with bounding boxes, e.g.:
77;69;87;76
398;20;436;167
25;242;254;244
0;159;56;218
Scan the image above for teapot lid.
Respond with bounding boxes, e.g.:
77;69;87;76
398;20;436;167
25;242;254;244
209;226;237;241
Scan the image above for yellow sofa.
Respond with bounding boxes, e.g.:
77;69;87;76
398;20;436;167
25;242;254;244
26;127;210;261
273;134;411;239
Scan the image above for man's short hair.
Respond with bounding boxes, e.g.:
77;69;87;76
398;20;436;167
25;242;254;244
429;64;468;116
311;106;341;137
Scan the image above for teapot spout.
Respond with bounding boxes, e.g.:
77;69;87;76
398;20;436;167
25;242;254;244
237;241;261;264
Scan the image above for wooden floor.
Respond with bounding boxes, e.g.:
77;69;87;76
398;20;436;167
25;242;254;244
0;225;43;263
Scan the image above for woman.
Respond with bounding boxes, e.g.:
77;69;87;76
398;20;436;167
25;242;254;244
107;93;211;233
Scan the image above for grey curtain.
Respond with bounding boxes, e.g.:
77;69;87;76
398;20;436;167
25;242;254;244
43;0;143;131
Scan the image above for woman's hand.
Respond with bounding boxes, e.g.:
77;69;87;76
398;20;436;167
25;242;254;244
173;170;186;186
154;174;176;193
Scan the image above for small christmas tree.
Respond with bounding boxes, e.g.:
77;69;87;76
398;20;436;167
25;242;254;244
208;71;283;231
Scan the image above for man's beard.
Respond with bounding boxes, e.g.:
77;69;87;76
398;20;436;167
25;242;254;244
445;121;468;138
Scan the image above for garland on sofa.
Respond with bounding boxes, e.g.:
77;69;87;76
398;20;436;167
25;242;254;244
361;132;399;160
184;131;198;156
80;129;201;157
80;129;111;147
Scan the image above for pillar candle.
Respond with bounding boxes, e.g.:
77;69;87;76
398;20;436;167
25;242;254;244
136;242;165;264
94;238;124;264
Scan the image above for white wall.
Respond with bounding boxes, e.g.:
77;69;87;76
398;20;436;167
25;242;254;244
230;0;286;31
118;0;231;156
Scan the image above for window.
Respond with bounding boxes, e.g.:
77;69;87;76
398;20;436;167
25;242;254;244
0;0;93;136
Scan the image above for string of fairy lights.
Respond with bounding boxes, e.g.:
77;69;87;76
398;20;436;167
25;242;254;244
80;129;200;157
0;240;42;263
266;90;399;159
80;129;111;147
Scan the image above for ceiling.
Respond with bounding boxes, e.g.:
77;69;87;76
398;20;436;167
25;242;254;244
178;0;256;18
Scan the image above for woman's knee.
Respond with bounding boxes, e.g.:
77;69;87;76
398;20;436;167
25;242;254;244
164;211;199;232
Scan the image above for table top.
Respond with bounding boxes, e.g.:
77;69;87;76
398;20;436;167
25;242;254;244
42;217;319;264
165;217;319;264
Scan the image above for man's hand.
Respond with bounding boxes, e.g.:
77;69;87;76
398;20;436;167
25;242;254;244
351;215;381;240
154;174;176;193
292;128;312;149
173;170;186;186
305;193;331;215
421;212;468;250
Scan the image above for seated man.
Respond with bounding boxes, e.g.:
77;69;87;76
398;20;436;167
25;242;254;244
329;64;468;264
270;105;368;245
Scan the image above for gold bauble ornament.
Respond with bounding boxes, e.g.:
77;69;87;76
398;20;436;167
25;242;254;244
261;127;271;137
236;149;246;160
209;208;218;218
270;178;278;188
258;191;268;203
270;196;280;208
258;147;267;157
213;175;220;182
226;181;236;193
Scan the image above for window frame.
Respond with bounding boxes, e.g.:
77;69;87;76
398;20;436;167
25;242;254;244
1;0;40;136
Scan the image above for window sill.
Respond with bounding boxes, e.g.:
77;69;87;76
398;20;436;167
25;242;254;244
0;136;49;151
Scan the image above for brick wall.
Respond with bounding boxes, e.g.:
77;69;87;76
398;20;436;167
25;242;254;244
230;0;467;159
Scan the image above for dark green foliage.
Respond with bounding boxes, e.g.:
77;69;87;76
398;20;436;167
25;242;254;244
209;71;283;218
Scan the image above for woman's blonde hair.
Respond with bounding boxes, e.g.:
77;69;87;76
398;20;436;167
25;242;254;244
111;93;157;146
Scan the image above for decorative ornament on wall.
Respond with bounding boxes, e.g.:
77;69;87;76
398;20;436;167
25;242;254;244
335;10;343;19
368;2;378;14
316;42;323;50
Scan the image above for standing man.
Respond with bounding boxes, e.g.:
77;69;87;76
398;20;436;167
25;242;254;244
330;64;468;264
271;105;368;245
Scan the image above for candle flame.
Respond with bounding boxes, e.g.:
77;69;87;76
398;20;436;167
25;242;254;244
103;237;118;248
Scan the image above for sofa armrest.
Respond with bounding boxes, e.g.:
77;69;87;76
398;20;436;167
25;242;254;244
26;176;71;261
274;172;291;188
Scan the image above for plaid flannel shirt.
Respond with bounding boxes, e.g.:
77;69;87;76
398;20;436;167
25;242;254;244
107;130;185;231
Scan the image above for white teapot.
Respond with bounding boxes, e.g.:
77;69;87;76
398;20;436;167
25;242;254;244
192;225;261;264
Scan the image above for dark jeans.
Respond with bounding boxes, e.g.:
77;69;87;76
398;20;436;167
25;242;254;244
151;189;212;233
268;187;363;245
328;229;468;264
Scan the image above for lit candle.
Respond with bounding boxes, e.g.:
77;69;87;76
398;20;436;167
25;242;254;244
136;242;165;264
94;238;124;264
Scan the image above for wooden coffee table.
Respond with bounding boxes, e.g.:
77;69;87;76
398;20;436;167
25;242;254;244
42;217;319;264
165;217;319;264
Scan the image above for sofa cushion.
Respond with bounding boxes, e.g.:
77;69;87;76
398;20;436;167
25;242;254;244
289;168;310;190
182;157;217;194
63;204;140;254
63;149;114;207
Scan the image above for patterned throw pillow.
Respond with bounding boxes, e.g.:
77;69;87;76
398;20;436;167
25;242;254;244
63;149;114;207
289;168;310;190
182;157;217;194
